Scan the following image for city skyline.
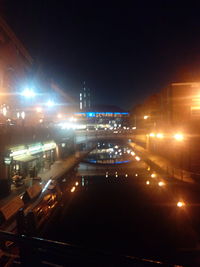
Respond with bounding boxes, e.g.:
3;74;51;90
4;2;200;109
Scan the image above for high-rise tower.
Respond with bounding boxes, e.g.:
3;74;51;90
79;81;91;110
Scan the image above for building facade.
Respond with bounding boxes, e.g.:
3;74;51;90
79;81;91;111
0;16;33;119
131;82;200;174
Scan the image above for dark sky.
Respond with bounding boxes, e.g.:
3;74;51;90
3;1;200;109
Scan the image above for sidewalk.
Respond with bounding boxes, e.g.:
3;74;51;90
130;142;195;184
0;151;89;208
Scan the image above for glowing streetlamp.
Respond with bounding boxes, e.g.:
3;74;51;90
36;107;42;113
149;133;155;137
156;133;164;139
135;156;141;161
46;100;55;107
174;133;184;141
144;115;149;120
21;111;25;119
71;186;76;193
2;106;7;116
177;201;185;208
21;88;36;98
158;181;165;187
57;113;62;119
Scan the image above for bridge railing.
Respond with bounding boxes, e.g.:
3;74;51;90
0;229;172;267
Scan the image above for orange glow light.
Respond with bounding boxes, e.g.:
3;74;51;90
156;133;164;139
71;186;76;193
158;181;165;187
36;107;42;113
135;156;140;161
174;133;184;141
177;201;185;207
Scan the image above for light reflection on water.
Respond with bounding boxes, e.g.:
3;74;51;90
85;141;133;165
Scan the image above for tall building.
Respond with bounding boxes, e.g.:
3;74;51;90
79;81;91;111
0;16;33;118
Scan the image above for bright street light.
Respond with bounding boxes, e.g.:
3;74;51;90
177;201;185;208
156;133;164;139
149;133;155;137
158;181;165;187
46;100;55;107
71;186;76;193
36;107;42;113
144;115;149;119
174;133;184;141
57;113;62;119
21;111;25;119
2;106;7;116
21;88;36;98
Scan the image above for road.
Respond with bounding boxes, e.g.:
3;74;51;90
42;158;200;266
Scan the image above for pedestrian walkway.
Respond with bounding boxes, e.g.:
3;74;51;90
0;150;90;208
130;142;195;184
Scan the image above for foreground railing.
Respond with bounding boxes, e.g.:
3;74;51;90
0;230;179;267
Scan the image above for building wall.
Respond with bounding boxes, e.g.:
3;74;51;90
131;82;200;173
0;16;32;114
80;82;91;111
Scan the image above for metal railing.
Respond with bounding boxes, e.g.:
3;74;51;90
0;229;178;267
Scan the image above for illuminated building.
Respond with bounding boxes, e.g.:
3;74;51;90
131;81;200;174
5;141;57;179
0;16;33;117
80;81;91;111
75;105;129;128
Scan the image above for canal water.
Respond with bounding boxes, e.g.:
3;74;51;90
43;140;200;266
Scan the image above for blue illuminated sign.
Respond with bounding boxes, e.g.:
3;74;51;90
87;112;96;117
75;111;129;116
114;160;130;164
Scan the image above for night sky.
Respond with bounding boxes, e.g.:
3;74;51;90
3;2;200;109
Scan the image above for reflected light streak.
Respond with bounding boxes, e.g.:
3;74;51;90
135;156;140;161
71;186;76;193
42;179;52;193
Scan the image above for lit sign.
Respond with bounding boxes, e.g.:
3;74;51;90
76;112;129;117
10;148;27;157
28;144;43;154
43;142;56;151
4;157;12;165
87;112;96;117
9;142;57;159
